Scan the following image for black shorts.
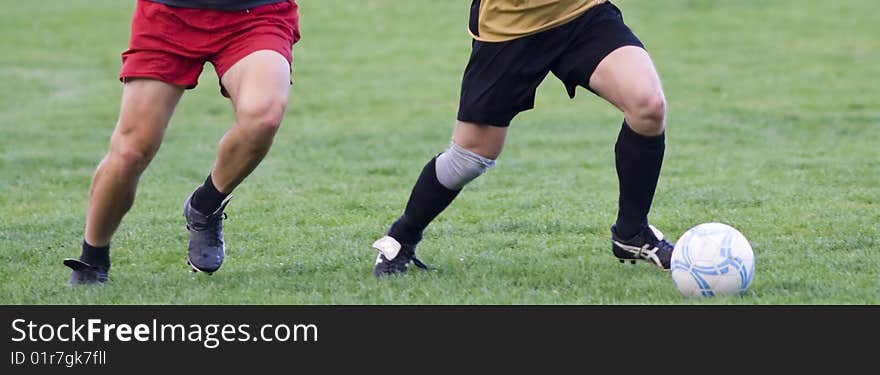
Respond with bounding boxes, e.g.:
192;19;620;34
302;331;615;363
457;2;644;127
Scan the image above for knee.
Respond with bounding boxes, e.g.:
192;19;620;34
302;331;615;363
626;90;667;135
107;140;158;177
236;97;288;137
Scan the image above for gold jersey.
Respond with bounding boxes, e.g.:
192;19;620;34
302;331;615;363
469;0;607;42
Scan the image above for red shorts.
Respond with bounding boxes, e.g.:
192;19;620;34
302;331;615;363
120;0;300;94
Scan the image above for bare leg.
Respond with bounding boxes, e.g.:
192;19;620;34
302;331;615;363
84;79;184;246
589;46;666;136
211;50;291;193
181;50;292;274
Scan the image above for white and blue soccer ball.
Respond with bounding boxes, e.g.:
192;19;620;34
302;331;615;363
670;223;755;297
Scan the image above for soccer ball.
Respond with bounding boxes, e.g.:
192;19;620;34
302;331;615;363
670;223;755;297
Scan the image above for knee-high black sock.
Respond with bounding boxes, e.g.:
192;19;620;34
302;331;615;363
191;174;229;214
615;121;665;238
388;157;461;245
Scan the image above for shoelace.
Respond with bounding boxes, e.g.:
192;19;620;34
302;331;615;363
654;239;674;255
386;249;428;270
659;239;674;251
411;256;428;270
186;212;227;231
186;212;227;248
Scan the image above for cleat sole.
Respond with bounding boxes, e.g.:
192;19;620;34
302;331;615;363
615;258;642;265
614;257;669;270
186;258;214;275
186;258;198;273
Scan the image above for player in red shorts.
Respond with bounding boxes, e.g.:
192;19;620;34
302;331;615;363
63;0;301;285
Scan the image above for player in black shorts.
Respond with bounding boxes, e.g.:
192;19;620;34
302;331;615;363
371;1;675;276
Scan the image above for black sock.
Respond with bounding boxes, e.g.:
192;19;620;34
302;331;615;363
388;157;461;245
81;240;110;268
191;174;229;214
614;121;665;238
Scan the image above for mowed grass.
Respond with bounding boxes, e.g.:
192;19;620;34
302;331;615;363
1;0;877;304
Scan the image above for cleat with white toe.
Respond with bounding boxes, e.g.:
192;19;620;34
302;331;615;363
372;235;428;277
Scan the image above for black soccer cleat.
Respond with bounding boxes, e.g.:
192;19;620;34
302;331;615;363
183;194;231;274
611;224;674;270
372;236;428;277
63;258;109;286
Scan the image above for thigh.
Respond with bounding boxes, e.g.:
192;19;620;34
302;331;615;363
588;45;663;114
549;2;646;99
220;50;292;116
111;79;184;151
212;0;300;98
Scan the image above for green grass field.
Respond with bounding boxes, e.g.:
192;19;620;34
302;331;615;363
1;0;877;304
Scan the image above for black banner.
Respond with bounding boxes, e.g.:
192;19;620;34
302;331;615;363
2;306;875;372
